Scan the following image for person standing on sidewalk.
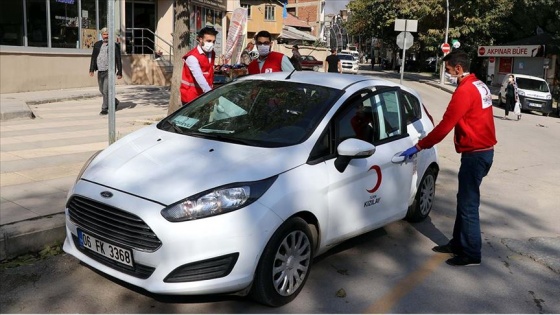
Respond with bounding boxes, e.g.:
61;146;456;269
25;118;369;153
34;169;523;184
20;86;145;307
180;26;218;105
89;27;123;115
247;30;294;75
324;49;342;73
400;50;497;267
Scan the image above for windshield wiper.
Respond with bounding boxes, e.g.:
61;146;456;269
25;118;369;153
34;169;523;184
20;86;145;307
164;120;185;135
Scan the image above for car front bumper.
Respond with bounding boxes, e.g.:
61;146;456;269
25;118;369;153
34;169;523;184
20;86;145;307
63;179;283;295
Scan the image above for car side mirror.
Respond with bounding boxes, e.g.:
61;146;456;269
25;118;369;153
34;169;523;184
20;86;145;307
334;138;376;173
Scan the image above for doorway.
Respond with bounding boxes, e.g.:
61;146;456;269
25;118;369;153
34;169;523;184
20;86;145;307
125;1;156;54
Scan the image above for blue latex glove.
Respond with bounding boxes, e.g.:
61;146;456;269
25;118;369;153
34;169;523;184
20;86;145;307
401;145;420;159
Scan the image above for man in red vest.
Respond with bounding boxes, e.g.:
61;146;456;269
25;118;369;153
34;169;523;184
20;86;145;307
247;30;294;74
181;26;218;105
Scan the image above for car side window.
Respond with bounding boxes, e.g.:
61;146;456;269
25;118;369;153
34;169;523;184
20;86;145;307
402;91;422;124
368;90;403;141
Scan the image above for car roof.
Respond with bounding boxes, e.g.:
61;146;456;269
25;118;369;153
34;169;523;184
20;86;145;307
507;73;546;81
235;72;415;94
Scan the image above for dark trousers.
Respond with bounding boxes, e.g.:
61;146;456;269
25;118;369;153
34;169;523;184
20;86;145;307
505;95;515;116
97;70;119;111
450;149;494;260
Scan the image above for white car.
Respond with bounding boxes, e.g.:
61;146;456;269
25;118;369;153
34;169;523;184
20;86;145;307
63;72;439;307
498;73;553;115
338;53;359;74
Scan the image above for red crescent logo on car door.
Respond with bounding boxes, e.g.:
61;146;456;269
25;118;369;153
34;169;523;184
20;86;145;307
366;165;382;193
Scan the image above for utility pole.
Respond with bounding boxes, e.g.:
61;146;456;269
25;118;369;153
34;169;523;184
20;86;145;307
440;0;449;85
108;0;116;144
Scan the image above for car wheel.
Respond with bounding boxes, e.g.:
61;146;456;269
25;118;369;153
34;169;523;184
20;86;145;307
312;66;319;72
250;217;313;307
405;167;437;222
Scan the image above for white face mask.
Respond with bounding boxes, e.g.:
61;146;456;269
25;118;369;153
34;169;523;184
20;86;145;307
201;42;214;53
257;44;270;57
445;72;469;85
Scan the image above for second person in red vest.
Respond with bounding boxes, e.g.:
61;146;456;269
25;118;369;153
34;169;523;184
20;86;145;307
247;30;295;74
180;26;218;105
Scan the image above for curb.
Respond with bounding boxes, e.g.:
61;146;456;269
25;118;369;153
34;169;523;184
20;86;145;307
0;213;66;261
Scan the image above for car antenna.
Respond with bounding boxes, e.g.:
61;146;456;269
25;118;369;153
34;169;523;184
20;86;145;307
285;68;297;80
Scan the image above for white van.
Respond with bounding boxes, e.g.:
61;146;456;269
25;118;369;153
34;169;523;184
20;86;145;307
498;74;553;115
341;50;360;62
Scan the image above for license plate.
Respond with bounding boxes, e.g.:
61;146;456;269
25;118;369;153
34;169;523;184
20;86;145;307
529;102;542;108
78;229;134;267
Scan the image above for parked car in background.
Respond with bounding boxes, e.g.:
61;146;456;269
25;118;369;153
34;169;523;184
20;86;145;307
299;55;323;71
63;72;439;307
498;74;553;115
341;50;360;62
338;53;359;74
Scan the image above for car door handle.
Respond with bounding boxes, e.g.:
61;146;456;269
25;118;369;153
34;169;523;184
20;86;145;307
391;152;406;164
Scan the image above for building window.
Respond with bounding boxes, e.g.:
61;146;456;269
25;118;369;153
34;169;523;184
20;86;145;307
265;5;275;21
241;3;251;18
50;0;80;48
0;0;25;46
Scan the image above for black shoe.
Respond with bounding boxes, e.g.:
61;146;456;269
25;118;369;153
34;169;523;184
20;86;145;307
446;256;480;266
99;110;108;115
115;99;120;108
432;244;455;254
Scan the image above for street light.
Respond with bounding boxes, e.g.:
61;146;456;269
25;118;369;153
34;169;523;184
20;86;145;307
440;0;450;85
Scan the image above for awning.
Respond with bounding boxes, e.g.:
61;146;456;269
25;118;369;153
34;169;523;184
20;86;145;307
278;26;317;42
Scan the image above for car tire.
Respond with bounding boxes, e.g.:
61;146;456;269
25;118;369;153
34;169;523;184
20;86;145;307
405;167;437;222
250;217;313;307
312;66;319;72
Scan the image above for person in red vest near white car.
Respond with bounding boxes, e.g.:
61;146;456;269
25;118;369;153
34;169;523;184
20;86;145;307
180;26;218;105
247;30;294;75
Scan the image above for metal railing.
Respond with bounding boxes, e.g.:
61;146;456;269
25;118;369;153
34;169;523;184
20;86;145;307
125;28;173;63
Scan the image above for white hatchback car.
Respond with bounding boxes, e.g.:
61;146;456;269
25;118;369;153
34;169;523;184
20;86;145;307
338;53;359;74
63;72;439;307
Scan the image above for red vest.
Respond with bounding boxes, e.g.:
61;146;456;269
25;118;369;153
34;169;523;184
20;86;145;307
247;51;284;74
181;47;215;104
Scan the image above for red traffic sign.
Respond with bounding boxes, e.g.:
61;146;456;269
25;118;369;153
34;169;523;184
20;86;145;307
441;43;451;54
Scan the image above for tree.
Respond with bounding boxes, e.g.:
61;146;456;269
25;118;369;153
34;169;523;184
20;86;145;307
168;0;192;115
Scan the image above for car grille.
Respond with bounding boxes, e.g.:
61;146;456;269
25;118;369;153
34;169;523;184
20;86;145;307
164;253;239;283
71;234;155;279
520;96;547;109
67;195;162;251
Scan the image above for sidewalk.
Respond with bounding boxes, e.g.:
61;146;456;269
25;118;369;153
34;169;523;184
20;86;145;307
1;84;171;261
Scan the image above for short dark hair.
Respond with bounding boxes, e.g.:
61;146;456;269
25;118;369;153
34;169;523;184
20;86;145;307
197;26;218;38
330;48;336;53
255;30;272;41
442;50;469;69
292;44;299;49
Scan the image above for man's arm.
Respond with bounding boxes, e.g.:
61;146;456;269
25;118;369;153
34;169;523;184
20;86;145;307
324;60;328;72
185;55;212;93
89;41;98;75
337;60;342;73
115;42;123;78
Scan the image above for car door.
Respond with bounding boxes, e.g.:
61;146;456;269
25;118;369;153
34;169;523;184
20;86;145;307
321;87;415;245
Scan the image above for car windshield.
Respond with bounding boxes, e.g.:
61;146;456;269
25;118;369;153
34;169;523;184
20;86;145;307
338;54;354;61
158;80;343;147
516;78;549;92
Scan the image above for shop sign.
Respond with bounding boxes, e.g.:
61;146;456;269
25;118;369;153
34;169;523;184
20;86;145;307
478;45;545;57
192;0;226;11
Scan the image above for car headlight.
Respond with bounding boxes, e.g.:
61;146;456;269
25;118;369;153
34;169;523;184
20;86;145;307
75;150;102;183
518;90;525;96
161;176;278;222
546;94;552;100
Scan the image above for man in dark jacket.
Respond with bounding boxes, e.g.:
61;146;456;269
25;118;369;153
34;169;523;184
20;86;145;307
89;27;123;115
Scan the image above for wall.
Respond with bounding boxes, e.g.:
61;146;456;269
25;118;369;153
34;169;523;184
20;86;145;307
0;47;172;93
156;0;174;55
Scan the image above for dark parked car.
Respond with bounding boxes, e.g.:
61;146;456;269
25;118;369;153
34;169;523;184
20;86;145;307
300;55;323;71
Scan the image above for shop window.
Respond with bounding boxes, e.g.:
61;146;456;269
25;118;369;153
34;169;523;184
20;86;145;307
27;0;48;47
0;0;24;46
50;0;79;48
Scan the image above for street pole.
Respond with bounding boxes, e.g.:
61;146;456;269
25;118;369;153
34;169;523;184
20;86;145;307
440;0;449;85
108;0;116;144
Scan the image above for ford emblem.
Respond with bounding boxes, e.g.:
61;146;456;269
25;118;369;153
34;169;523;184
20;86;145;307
100;191;113;198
